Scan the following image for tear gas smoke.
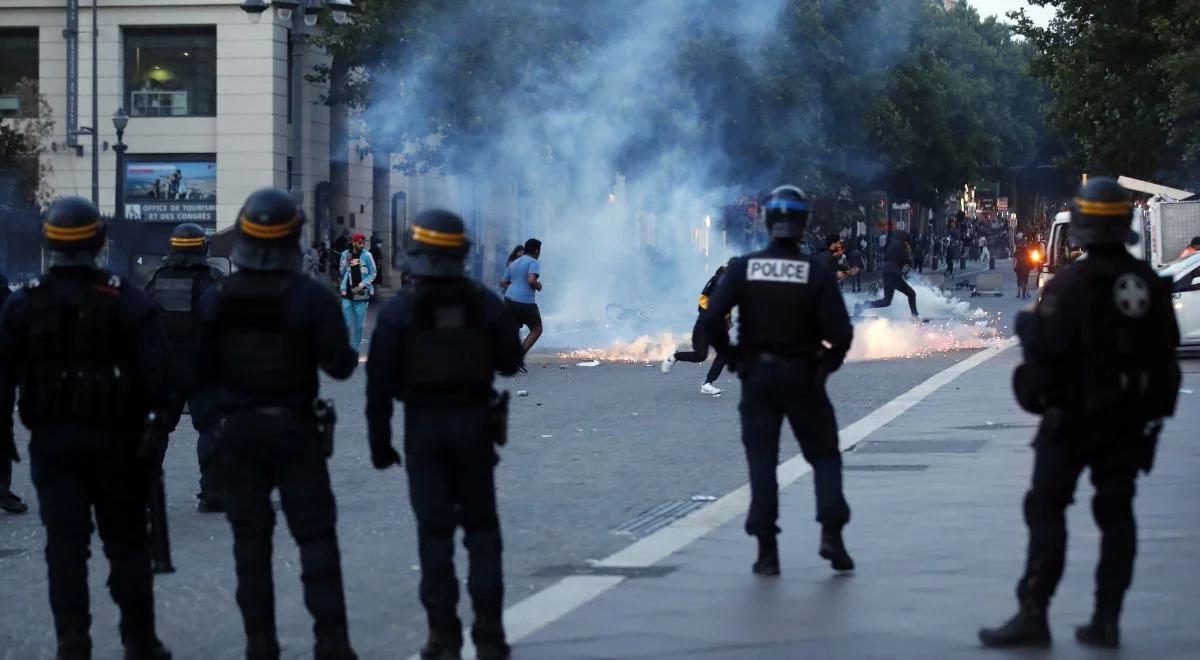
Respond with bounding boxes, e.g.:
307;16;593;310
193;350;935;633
367;2;922;353
560;277;1004;364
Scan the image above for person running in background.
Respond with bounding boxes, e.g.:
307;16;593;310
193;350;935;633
500;238;543;372
858;230;919;318
500;244;524;295
662;260;732;395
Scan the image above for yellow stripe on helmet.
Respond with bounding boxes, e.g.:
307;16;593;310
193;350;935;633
240;214;298;239
412;225;465;247
1073;198;1130;216
44;220;100;241
170;236;206;247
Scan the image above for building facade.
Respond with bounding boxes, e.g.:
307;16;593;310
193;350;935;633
0;0;400;256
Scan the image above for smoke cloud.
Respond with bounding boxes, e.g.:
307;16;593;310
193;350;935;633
364;1;937;352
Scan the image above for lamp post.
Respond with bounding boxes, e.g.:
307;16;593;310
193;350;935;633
112;108;129;222
240;0;357;208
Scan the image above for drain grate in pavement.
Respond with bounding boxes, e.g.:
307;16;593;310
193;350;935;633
612;500;705;537
531;564;677;579
955;423;1037;431
843;464;929;472
853;439;986;454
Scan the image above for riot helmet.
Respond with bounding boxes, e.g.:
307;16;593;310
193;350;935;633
761;185;810;239
169;222;208;255
231;188;303;272
405;209;470;278
43;196;106;268
1070;177;1133;247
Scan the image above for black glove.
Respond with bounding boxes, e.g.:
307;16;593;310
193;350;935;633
723;348;746;378
1140;419;1162;474
138;411;170;468
369;435;401;470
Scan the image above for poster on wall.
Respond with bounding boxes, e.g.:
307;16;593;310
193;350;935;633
124;157;216;222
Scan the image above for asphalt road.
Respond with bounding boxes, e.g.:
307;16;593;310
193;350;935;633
0;263;1032;659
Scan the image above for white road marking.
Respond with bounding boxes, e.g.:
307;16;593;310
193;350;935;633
410;337;1018;659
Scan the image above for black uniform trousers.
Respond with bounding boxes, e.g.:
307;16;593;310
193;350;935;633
28;427;156;640
222;410;349;638
1018;431;1140;616
739;358;850;536
867;272;919;316
673;315;726;384
404;405;503;635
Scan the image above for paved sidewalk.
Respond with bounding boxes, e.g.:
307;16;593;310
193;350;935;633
511;348;1200;659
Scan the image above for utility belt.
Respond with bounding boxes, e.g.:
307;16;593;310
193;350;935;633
227;400;337;457
403;383;494;409
747;351;818;368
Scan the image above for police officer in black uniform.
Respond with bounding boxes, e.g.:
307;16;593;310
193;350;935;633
979;178;1181;649
195;189;359;660
366;209;522;660
0;271;31;515
145;223;227;512
705;185;855;576
0;197;173;659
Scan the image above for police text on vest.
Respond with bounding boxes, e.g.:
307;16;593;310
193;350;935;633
747;259;810;284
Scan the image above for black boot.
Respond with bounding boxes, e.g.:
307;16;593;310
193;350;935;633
244;619;280;660
419;629;462;660
819;528;855;572
122;636;172;660
1075;612;1120;649
752;534;780;576
472;614;511;660
54;614;92;660
0;490;29;514
978;604;1052;648
315;623;357;660
120;611;171;660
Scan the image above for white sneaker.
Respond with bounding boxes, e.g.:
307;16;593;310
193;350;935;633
700;382;722;395
661;354;677;374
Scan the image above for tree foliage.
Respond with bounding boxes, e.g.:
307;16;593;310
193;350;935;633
0;79;56;208
316;0;1049;201
1012;0;1199;184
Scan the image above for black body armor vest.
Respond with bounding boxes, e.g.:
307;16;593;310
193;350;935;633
402;280;493;405
18;272;137;429
214;272;312;396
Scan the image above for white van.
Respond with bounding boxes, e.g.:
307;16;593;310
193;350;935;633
1039;209;1146;292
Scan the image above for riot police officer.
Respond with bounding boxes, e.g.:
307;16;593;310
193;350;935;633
195;189;359;659
145;223;227;512
365;209;522;660
979;178;1181;649
705;185;855;576
0;197;174;659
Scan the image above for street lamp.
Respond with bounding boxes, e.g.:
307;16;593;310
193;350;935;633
240;0;269;24
239;0;358;206
112;108;130;222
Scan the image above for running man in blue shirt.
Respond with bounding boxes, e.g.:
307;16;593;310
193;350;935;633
499;238;543;372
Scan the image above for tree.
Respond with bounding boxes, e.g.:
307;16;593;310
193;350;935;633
0;78;56;209
865;1;1046;208
1011;0;1186;181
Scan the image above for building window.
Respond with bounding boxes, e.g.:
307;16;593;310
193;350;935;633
0;28;39;118
124;27;216;117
